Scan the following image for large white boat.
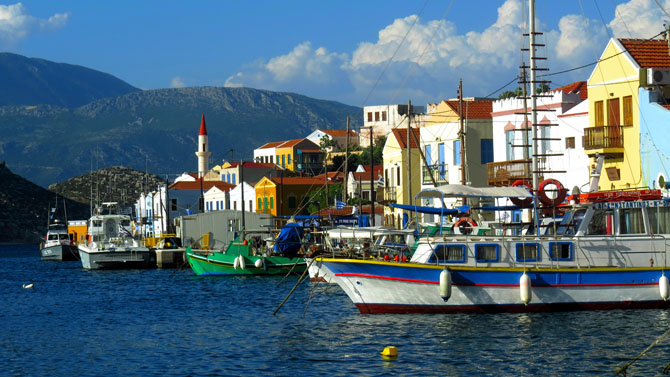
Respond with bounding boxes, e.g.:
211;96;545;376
78;203;153;270
320;185;670;313
40;220;78;261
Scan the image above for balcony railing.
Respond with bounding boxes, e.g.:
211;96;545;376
487;159;545;187
422;164;448;184
384;187;397;202
583;126;624;150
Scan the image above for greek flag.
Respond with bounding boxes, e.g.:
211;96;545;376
335;199;346;209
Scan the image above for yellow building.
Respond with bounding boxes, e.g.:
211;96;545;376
255;176;325;216
382;128;422;228
274;138;323;173
585;38;667;190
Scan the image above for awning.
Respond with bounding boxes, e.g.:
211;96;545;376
389;203;468;215
415;184;533;199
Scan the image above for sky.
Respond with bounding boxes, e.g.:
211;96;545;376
2;0;670;107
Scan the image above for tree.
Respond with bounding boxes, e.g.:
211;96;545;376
305;183;343;214
499;86;523;100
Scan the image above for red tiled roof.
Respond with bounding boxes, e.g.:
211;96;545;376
169;179;235;192
199;114;208;136
258;141;283;149
392;128;421;149
228;161;278;169
444;100;493;119
314;171;344;180
269;176;325;186
278;138;304;148
297;148;322;153
554;81;588;101
310;204;384;216
321;129;357;137
619;38;670;68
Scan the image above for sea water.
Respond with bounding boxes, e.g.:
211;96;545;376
1;244;669;376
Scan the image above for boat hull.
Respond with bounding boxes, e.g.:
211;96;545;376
321;259;670;314
78;246;154;270
186;249;306;276
40;244;79;261
306;257;336;283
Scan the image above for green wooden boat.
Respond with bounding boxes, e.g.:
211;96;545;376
185;228;306;276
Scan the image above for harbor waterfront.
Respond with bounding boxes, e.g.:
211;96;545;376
3;244;670;376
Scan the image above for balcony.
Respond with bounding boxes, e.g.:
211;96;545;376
583;126;624;155
422;164;448;185
487;159;545;187
384;187;397;203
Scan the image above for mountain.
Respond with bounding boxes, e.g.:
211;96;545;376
0;86;362;187
48;166;166;206
0;162;89;243
0;52;140;108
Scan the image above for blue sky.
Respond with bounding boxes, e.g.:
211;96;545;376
1;0;669;107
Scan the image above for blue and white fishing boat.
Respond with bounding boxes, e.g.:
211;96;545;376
320;185;670;313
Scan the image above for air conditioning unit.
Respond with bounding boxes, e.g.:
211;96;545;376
647;68;670;85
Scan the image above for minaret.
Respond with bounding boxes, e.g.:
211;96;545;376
195;114;211;178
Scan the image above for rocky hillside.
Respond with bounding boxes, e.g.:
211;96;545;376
0;52;140;107
0;86;362;187
0;162;89;243
48;166;166;206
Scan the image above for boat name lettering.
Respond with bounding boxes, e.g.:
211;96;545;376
594;200;665;209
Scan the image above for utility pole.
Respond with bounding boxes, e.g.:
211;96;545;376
530;0;539;191
344;116;350;203
240;161;245;230
459;79;466;206
370;126;375;226
406;100;413;221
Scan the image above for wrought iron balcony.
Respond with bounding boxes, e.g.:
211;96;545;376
583;126;624;152
422;164;448;184
384;187;397;203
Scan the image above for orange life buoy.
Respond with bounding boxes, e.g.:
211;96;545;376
452;217;477;235
538;178;567;206
510;179;533;207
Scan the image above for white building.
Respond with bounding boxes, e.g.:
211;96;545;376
360;104;424;147
253;141;282;164
203;185;230;212
229;182;256;212
490;81;590;193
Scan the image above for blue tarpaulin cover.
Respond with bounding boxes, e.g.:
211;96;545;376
273;223;304;257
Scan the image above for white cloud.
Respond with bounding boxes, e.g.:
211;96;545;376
609;0;670;38
223;0;669;105
0;3;69;45
170;76;186;88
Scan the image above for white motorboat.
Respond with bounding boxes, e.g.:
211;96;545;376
40;220;79;261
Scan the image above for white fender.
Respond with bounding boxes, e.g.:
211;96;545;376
238;255;246;270
233;255;239;270
254;258;264;269
660;273;669;301
520;272;532;305
439;269;452;302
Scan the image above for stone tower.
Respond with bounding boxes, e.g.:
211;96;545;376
195;114;211;178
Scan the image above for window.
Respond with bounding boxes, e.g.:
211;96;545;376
263;197;268;210
226;173;230;183
607;98;620;126
475;244;499;262
288;154;291;165
249;200;252;211
438;143;446;179
270;196;274;209
425;145;432;165
216;201;219;210
288;196;297;209
270;156;273;164
396;166;401;186
516;243;539;262
595;100;604;126
258;198;262;209
549;242;573;261
623;96;632;126
587;209;614;235
453;140;461;165
565;137;575;149
232;174;236;185
429;244;466;263
648;207;670;234
382;111;387;121
480;139;493;164
619;208;645;234
375;112;380;121
384;169;389;188
367;112;372;122
234;201;237;210
282;155;285;168
505;130;514;160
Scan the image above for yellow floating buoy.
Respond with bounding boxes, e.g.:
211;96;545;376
381;345;398;360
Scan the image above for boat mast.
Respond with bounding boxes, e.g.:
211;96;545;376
459;79;466;205
406;100;412;216
529;0;539;190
